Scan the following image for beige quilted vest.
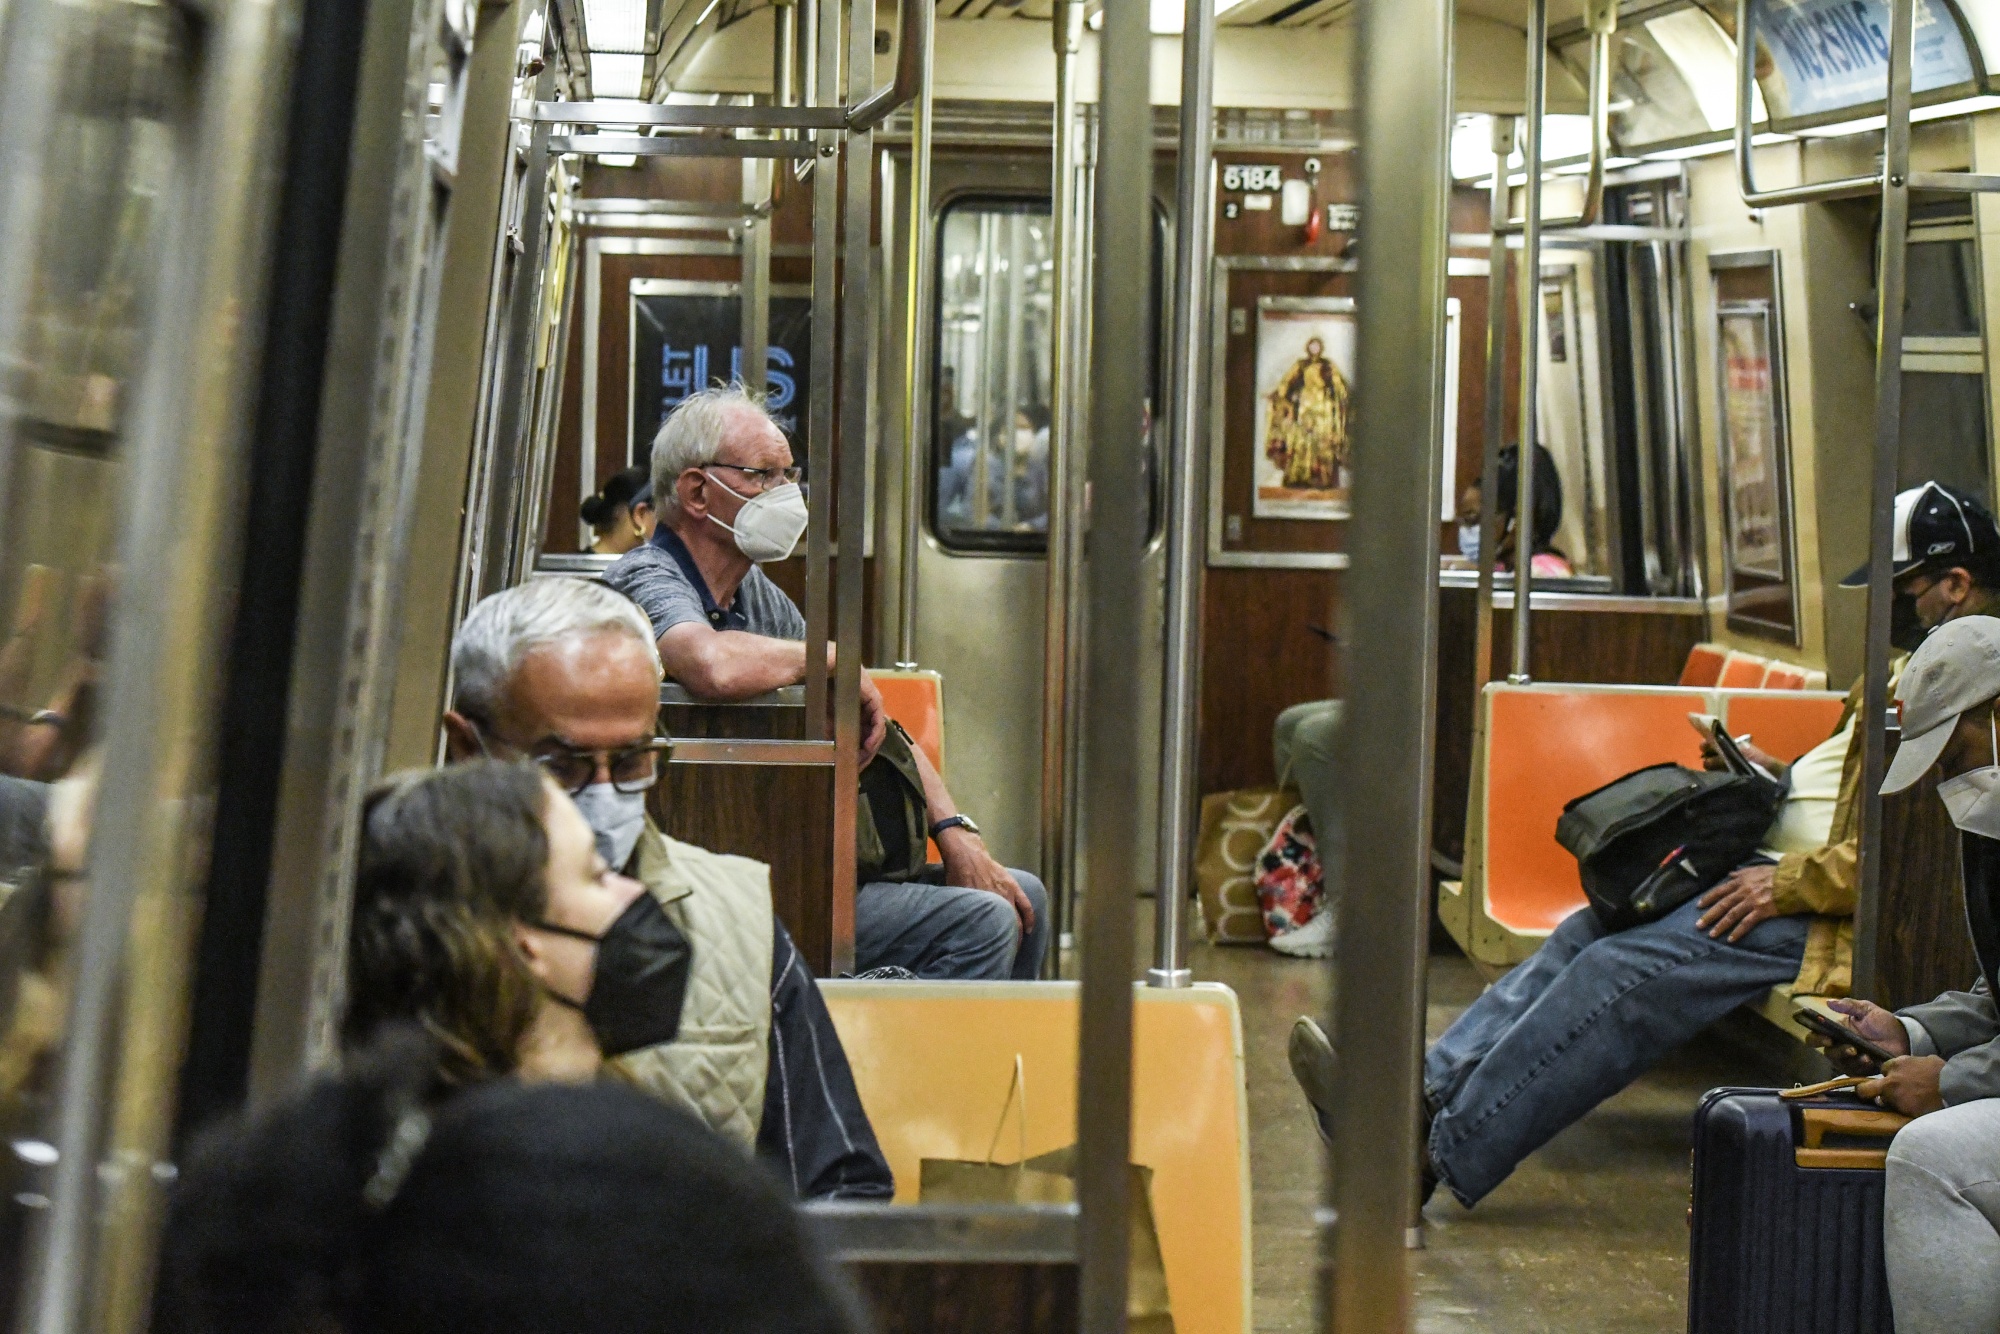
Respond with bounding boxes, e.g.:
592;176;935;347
609;821;774;1150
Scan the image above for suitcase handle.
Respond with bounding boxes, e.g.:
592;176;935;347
1795;1105;1911;1170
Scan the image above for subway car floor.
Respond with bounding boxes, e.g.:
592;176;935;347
1181;928;1798;1332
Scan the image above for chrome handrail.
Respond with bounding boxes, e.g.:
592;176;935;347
847;0;934;131
1493;0;1615;235
1732;0;1880;205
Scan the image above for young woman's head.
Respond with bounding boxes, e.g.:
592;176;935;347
580;466;655;555
160;1028;866;1334
343;761;683;1084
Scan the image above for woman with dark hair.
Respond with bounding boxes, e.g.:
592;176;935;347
581;465;656;556
1493;443;1574;578
344;760;691;1086
158;1028;867;1334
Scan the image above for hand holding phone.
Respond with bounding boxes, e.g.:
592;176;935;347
1792;1002;1901;1067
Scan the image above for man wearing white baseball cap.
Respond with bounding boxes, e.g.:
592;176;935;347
1814;615;2000;1333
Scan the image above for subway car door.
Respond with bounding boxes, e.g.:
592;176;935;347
886;145;1167;890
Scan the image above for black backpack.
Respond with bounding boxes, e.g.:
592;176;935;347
1553;763;1787;932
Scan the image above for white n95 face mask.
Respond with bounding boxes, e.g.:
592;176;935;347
705;472;808;563
1938;713;2000;840
571;782;648;870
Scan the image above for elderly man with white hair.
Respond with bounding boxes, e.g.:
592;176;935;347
443;577;893;1201
604;384;1048;982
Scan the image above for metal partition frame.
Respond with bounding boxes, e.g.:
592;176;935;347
1509;0;1551;682
1729;0;2000;999
1328;4;1454;1330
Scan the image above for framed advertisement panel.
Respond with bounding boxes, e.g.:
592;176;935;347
628;278;813;465
1712;253;1800;643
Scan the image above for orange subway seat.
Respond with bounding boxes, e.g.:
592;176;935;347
1680;643;1730;687
1482;686;1710;936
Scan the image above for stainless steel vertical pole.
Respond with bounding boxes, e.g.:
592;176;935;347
831;0;877;978
802;0;839;743
1076;0;1151;1324
895;3;937;667
1471;117;1514;702
1041;0;1084;964
1853;0;1916;1004
1508;0;1547;683
1327;0;1453;1327
741;160;771;400
1150;0;1214;990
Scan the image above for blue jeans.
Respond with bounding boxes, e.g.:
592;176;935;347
1424;894;1808;1206
855;868;1050;981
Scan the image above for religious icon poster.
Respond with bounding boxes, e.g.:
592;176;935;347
1254;298;1355;519
1250;295;1459;522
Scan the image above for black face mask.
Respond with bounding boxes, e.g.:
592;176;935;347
534;893;692;1057
1890;590;1931;652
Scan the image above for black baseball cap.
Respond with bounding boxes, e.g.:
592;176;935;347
1840;481;2000;587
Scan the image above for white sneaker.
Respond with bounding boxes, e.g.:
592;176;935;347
1269;908;1335;958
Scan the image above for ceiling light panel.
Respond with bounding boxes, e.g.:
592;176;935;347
592;52;646;98
585;0;647;52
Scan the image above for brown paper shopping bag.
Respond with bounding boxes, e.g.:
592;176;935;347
1194;785;1297;943
917;1057;1175;1334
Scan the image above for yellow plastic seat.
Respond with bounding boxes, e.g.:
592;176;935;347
821;980;1251;1334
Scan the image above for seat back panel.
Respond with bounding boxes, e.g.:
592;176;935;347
1716;691;1847;765
1717;651;1770;689
1680;643;1730;687
1482;685;1710;934
822;981;1251;1334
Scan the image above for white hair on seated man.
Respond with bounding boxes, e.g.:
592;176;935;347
647;383;784;518
450;577;662;721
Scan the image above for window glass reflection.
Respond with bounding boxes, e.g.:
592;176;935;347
933;200;1054;547
0;0;187;1323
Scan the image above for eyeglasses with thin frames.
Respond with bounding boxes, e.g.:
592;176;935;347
471;722;672;796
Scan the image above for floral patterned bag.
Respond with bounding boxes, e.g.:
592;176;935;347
1256;804;1322;937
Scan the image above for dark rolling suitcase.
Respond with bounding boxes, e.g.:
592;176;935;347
1687;1087;1906;1333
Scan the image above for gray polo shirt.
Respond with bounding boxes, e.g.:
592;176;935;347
604;527;806;644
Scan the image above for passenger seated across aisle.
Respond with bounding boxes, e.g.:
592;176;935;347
1290;480;2000;1210
440;579;892;1199
603;384;1048;982
1814;617;2000;1334
159;1027;865;1334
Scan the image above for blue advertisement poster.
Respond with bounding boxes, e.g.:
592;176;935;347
1751;0;1974;119
630;291;812;459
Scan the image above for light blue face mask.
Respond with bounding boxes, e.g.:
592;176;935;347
570;781;648;870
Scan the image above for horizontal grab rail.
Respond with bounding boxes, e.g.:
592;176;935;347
667;738;836;766
846;0;933;131
1494;0;1615;235
546;133;819;159
529;100;850;129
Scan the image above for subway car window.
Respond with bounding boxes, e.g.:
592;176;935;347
931;198;1054;550
1895;213;1990;499
0;3;188;1325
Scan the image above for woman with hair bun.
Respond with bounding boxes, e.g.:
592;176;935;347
158;1027;868;1334
581;465;655;556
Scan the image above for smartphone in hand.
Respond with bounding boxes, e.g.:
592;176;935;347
1792;1002;1900;1066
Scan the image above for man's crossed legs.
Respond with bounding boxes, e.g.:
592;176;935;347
1292;893;1806;1207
